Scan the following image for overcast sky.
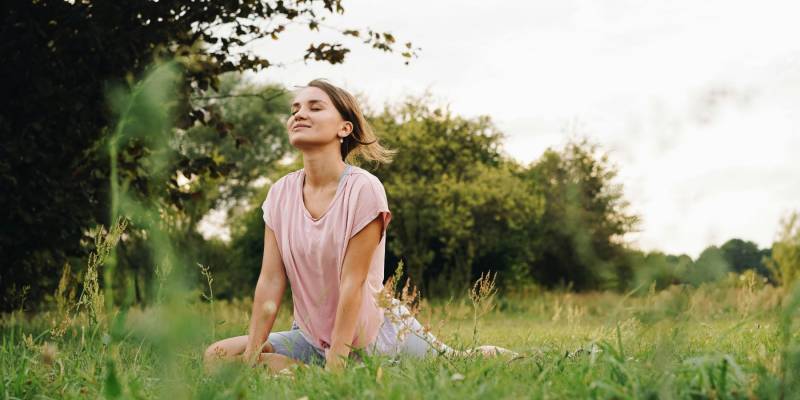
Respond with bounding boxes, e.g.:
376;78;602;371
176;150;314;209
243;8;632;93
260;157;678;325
230;0;800;258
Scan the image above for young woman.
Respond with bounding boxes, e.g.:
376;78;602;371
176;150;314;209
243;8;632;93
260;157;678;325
203;79;515;373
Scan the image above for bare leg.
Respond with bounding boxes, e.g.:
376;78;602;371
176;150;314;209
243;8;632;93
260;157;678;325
255;353;305;374
204;335;249;363
203;335;306;374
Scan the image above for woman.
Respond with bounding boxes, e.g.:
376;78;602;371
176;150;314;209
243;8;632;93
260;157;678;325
204;79;515;373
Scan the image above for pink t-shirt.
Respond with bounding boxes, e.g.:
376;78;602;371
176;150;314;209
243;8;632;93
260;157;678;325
261;164;392;351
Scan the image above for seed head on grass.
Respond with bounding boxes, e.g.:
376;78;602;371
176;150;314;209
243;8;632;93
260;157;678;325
40;342;58;365
470;271;498;315
469;271;498;346
374;262;455;359
376;261;422;340
50;262;76;338
77;216;129;326
197;263;214;303
23;333;35;351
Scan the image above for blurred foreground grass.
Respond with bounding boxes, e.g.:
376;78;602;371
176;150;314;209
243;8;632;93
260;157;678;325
3;279;799;399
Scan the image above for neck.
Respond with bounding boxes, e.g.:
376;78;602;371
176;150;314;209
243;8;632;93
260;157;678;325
301;148;347;189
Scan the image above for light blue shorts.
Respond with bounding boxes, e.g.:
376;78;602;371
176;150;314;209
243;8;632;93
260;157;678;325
268;300;454;365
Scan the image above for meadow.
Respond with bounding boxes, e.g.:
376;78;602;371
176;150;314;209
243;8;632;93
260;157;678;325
3;271;799;399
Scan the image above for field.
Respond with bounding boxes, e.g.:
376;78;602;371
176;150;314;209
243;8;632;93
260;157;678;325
3;278;800;399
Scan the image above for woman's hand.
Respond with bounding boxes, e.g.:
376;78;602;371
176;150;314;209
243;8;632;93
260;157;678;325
324;348;347;373
242;346;259;367
242;340;274;367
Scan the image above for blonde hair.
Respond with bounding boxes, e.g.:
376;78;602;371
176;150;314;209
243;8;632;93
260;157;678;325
305;79;396;165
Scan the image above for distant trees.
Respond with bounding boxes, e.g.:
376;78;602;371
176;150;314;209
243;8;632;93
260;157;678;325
630;238;776;290
686;246;730;286
720;239;772;278
629;251;692;290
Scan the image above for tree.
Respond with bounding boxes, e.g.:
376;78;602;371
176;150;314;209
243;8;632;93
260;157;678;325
629;250;684;290
112;74;294;303
768;212;800;286
1;0;415;309
369;98;545;295
175;74;293;226
685;245;729;286
720;238;772;280
520;138;640;290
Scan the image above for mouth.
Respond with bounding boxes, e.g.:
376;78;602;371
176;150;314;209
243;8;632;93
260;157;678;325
292;125;311;131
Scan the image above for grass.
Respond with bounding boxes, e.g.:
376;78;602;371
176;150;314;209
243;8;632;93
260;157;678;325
3;278;799;399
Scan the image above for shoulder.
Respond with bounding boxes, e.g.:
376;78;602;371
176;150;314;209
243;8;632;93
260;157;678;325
268;169;302;194
261;170;302;226
348;166;385;191
346;166;389;208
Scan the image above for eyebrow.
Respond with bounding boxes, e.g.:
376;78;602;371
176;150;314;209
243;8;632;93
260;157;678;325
291;99;327;108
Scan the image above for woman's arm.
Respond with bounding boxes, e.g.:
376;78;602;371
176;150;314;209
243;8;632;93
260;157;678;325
326;215;384;371
243;226;288;364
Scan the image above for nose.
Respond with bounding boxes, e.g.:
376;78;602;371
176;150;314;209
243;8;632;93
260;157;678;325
289;112;305;129
293;106;309;121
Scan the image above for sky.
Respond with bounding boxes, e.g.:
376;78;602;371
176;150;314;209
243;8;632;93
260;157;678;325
205;0;800;258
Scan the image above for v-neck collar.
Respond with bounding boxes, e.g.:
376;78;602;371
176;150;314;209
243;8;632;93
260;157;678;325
299;164;352;222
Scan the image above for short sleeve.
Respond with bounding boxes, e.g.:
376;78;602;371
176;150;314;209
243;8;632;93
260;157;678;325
349;176;392;240
261;182;276;231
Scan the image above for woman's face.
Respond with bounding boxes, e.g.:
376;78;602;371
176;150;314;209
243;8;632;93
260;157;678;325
287;87;351;151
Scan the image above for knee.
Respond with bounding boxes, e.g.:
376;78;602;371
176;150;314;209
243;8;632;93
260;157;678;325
204;342;227;363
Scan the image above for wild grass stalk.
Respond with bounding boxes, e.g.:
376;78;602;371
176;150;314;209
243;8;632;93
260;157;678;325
468;271;497;346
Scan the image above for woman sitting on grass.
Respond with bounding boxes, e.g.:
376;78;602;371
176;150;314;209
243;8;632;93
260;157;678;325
204;79;515;373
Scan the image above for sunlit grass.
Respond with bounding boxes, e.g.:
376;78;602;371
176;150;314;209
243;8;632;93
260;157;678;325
3;277;798;399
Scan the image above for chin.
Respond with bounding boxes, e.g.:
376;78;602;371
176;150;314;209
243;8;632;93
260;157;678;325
289;134;327;150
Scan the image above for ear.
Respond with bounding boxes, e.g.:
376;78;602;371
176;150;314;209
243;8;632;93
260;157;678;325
340;121;353;136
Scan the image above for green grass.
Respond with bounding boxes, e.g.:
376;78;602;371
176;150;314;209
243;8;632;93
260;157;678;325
2;281;799;399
